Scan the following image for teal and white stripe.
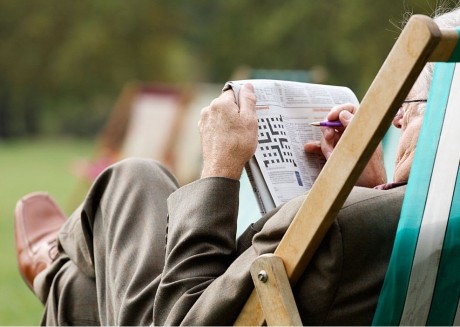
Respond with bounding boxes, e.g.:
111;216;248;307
401;64;460;325
373;30;460;326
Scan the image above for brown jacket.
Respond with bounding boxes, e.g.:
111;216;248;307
37;159;404;325
156;177;404;325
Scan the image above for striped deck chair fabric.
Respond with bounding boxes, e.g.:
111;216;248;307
373;28;460;326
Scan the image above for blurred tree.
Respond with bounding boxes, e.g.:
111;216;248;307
191;0;451;96
0;0;194;137
0;0;454;138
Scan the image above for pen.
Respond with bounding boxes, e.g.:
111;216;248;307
310;120;343;128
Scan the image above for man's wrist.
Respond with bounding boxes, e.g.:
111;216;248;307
201;165;243;181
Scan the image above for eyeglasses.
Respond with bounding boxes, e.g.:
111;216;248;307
403;99;427;104
394;99;427;126
399;99;427;113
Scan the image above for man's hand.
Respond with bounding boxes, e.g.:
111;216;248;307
199;83;258;180
304;103;387;188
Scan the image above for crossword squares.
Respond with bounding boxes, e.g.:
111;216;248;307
257;115;297;168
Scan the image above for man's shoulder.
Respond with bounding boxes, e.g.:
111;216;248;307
277;184;406;225
343;184;406;209
252;185;406;250
339;185;406;221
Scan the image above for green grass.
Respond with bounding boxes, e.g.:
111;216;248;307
0;138;93;325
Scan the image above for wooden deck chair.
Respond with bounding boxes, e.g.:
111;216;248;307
98;82;184;162
70;83;188;207
117;84;187;168
234;15;460;326
81;82;188;182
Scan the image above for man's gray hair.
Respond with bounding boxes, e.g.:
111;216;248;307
413;6;460;108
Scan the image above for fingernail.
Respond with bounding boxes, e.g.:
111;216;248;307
243;83;254;92
341;111;352;121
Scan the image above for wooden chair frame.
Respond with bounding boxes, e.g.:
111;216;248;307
234;15;459;326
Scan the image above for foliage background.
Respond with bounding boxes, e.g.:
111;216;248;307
0;0;458;325
0;0;453;139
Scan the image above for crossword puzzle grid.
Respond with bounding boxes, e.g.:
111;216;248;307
258;116;297;168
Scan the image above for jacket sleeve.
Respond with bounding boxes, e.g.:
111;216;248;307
153;177;405;326
153;177;240;326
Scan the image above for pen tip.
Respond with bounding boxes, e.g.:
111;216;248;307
310;122;320;126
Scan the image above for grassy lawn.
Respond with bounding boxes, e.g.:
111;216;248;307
0;138;93;325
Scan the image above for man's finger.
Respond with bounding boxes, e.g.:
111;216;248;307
238;83;256;116
339;110;353;127
304;141;322;154
327;103;357;121
210;90;236;111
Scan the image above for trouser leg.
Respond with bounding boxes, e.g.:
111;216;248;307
40;256;99;326
35;158;179;326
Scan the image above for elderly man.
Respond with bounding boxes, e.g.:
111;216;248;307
15;9;460;325
14;86;406;325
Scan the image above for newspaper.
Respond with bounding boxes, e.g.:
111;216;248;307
225;80;359;214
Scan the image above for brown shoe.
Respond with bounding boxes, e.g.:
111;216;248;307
14;192;66;291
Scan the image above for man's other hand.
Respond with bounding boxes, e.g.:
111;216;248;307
199;83;258;180
304;103;387;188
